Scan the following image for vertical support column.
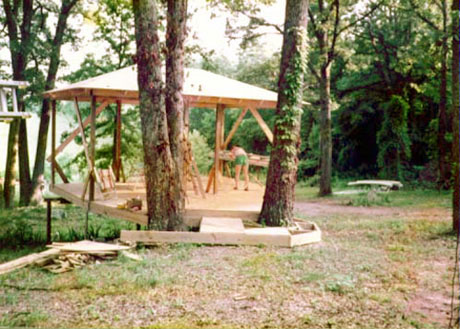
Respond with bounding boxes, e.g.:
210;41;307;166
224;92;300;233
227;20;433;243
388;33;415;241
114;100;122;182
46;199;52;244
89;94;96;201
220;107;225;175
51;100;56;186
213;104;225;194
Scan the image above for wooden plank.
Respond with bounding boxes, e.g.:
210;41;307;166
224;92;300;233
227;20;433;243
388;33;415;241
53;160;69;184
214;104;225;193
50;184;149;226
184;209;259;227
89;95;96;201
46;100;109;162
223;108;248;149
11;87;18;112
205;166;215;193
191;156;205;199
51;100;56;186
114;100;122;181
120;229;291;247
248;107;273;143
49;240;131;252
245;227;290;235
0;249;61;275
290;229;322;247
74;98;92;168
199;217;245;233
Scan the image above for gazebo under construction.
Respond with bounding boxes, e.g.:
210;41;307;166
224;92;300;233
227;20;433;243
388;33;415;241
43;66;278;227
43;66;321;247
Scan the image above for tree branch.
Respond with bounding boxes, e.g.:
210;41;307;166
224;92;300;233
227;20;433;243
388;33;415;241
327;0;340;66
408;0;440;31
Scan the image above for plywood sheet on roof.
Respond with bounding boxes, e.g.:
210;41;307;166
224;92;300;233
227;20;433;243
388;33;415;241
44;66;278;105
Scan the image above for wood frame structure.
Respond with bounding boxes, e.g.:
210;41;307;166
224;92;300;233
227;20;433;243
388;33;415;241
43;66;278;227
0;80;31;122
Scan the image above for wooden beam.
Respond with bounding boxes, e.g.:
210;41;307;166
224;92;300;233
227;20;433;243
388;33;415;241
74;98;92;171
205;166;215;193
214;104;225;193
223;108;248;149
53;160;69;184
248;107;273;143
46;100;109;162
191;156;205;199
89;94;96;201
51;100;56;186
114;100;122;181
0;248;61;275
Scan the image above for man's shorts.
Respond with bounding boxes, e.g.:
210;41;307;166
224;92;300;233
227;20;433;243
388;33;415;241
235;155;248;166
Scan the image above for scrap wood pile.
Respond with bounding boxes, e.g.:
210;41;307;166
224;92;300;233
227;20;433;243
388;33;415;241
0;240;139;276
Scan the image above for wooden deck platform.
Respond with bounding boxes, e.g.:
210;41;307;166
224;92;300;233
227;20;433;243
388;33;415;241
50;176;265;227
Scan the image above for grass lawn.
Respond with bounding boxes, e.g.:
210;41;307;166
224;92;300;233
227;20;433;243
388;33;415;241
0;187;455;328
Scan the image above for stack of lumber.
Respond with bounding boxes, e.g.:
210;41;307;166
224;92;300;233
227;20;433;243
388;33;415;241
0;240;135;275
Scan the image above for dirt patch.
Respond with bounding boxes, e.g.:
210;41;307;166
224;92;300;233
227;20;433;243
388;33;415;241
406;291;452;326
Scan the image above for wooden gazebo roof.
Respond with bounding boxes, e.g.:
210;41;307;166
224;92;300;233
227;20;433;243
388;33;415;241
44;66;278;109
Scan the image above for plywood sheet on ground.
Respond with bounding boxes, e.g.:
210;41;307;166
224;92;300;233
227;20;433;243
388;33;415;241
199;217;245;233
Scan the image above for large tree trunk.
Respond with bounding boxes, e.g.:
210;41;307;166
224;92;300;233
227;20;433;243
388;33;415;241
319;61;332;196
3;120;19;208
18;116;31;205
2;0;34;206
438;0;451;190
258;0;309;227
30;0;77;204
452;0;459;232
164;0;187;229
133;0;183;230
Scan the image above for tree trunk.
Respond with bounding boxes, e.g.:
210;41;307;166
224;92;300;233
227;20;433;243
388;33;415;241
18;116;31;205
2;0;34;206
452;0;459;232
319;62;332;196
165;0;187;229
258;0;309;227
438;0;451;190
30;0;78;204
133;0;183;231
3;120;19;208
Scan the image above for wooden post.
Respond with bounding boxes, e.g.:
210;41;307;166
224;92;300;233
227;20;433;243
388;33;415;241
214;104;225;194
220;107;225;175
46;199;52;244
51;100;56;186
114;100;122;181
89;94;96;201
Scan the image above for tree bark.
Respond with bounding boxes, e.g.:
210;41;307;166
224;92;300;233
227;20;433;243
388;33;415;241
452;0;459;232
438;0;451;190
4;120;19;208
165;0;187;229
2;0;34;207
133;0;183;230
30;0;78;203
258;0;309;227
319;61;332;196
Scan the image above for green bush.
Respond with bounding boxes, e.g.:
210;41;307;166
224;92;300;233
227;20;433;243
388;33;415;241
189;130;213;174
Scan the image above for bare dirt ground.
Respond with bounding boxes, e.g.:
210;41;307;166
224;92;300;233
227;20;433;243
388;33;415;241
0;197;455;328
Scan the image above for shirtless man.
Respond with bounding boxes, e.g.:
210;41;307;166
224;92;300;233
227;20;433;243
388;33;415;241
230;144;249;191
